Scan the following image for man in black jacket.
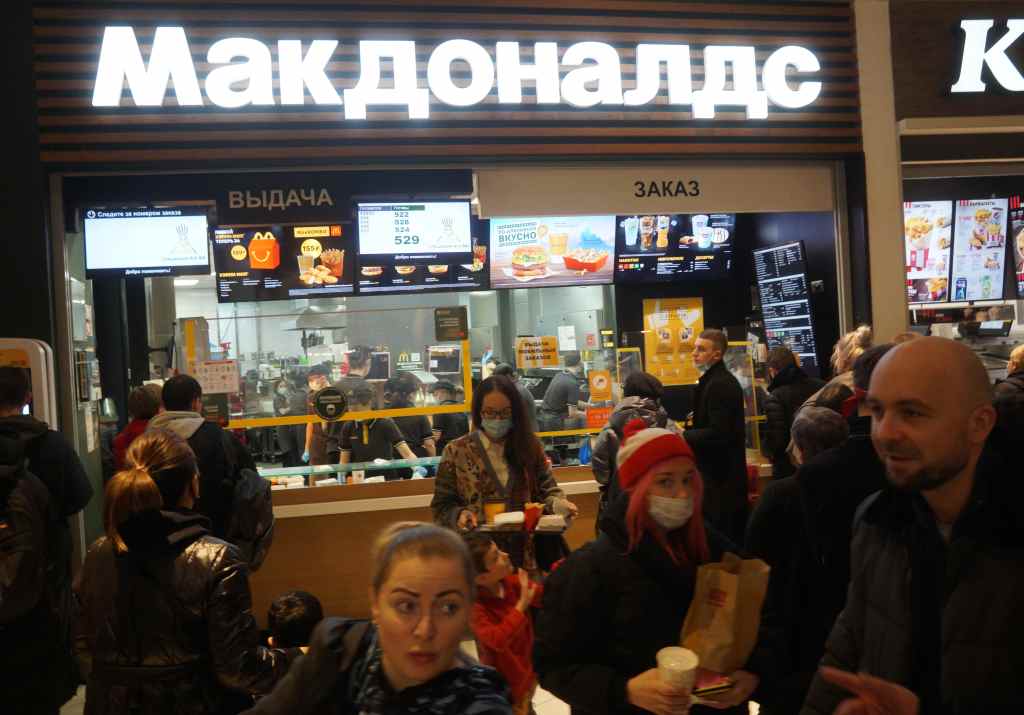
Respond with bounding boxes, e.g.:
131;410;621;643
149;374;256;538
685;329;748;544
994;343;1024;401
762;346;824;479
745;347;892;715
0;366;93;714
801;337;1024;715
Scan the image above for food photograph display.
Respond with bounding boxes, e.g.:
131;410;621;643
950;198;1008;302
356;202;483;293
489;215;616;288
212;224;353;302
615;213;734;282
903;200;953;303
1012;196;1024;299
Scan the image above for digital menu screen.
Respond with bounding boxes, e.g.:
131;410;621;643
356;202;482;293
753;241;819;375
903;201;953;304
213;224;354;303
489;215;615;288
1012;196;1024;299
614;213;734;282
950;198;1008;301
84;206;210;278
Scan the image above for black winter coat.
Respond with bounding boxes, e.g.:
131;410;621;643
0;416;93;713
762;365;825;480
744;416;886;715
533;494;741;715
74;509;295;715
801;447;1024;715
685;361;748;542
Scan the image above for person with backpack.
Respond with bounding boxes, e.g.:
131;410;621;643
0;366;93;714
74;429;296;715
149;375;274;569
591;371;682;530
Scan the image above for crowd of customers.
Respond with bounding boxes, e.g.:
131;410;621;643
4;323;1024;715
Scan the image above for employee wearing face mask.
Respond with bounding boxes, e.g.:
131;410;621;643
534;420;758;715
687;329;749;546
431;375;578;569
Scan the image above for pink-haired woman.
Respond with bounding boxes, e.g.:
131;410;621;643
533;420;758;715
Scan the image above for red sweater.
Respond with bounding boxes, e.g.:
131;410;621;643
471;574;544;701
112;418;150;470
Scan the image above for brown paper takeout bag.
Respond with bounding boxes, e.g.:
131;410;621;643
680;552;770;674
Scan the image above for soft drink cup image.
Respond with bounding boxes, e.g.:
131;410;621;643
624;216;639;246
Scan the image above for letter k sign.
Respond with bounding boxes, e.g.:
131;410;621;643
951;19;1024;93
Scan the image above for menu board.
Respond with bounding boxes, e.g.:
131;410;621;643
903;201;953;304
356;202;483;293
84;206;210;278
489;215;615;288
950;198;1008;301
615;213;734;282
753;241;819;374
1012;196;1024;299
642;297;704;386
213;224;353;303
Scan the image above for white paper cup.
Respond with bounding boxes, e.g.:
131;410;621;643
657;647;699;691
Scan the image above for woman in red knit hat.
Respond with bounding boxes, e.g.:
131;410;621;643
533;420;758;715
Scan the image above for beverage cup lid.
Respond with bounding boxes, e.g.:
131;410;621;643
657;647;699;671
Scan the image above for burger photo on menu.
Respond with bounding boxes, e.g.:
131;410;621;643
490;215;616;288
212;224;353;303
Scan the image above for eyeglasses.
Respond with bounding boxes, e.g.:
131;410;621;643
481;409;512;420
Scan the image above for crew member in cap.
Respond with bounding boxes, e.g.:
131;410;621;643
534;420;758;715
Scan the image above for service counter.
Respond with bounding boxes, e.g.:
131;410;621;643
249;465;600;623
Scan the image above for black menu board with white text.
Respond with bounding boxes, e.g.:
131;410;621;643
614;213;734;282
754;241;818;375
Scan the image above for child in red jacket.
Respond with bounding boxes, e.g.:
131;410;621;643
464;532;544;715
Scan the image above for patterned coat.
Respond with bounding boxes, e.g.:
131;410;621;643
431;431;566;567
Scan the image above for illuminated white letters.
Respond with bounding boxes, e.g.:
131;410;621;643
91;28;828;118
205;38;274;108
427;40;495;107
343;41;429;119
92;26;202;106
762;45;823;108
278;40;343;105
951;19;1024;92
693;46;768;119
624;44;693;106
495;42;561;104
560;42;623;107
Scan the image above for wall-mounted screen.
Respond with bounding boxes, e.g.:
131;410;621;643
356;202;481;293
950;198;1008;301
489;215;615;288
1011;196;1024;299
903;200;952;304
753;241;819;375
614;213;734;282
84;206;210;278
213;224;354;303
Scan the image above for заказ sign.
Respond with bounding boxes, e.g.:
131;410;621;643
91;27;824;120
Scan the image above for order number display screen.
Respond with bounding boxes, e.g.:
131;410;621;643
357;202;472;257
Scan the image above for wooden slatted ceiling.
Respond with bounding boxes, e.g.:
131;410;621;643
33;0;861;167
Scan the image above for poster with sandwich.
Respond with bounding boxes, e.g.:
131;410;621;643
489;216;616;288
950;198;1008;301
642;297;704;387
1012;196;1024;299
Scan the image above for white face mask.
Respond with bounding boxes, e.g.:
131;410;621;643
648;495;694;531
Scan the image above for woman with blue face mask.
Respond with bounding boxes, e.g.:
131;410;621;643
430;376;577;569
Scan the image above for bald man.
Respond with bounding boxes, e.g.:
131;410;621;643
802;338;1024;715
994;343;1024;400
